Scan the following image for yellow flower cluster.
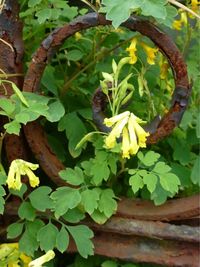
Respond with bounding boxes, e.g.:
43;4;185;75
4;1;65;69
0;243;31;267
6;159;40;191
191;0;200;13
104;111;149;159
126;38;158;65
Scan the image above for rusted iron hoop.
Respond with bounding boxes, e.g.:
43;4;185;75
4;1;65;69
23;13;191;181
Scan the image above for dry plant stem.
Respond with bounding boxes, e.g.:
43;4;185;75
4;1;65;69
168;0;200;19
0;0;5;13
0;38;14;52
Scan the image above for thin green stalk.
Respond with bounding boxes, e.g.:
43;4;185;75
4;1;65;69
60;37;134;97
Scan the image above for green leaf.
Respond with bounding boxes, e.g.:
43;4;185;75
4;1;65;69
196;112;200;138
51;187;81;218
59;167;84;186
140;151;160;166
29;186;53;212
46;100;65;122
67;225;94;258
66;50;84;61
102;0;142;29
157;5;177;27
191;156;200;185
102;260;118;267
129;174;144;193
0;99;15;115
160;173;180;193
141;0;167;19
37;223;59;252
4;120;21;135
58;112;87;158
173;142;191;165
18;201;36;221
98;189;117;218
153;162;171;174
7;222;24;239
28;0;42;7
81;189;100;215
11;83;29;107
62;208;85;223
19;220;45;256
10;184;27;199
36;8;52;24
90;209;108;224
150;183;169;206
56;226;69;253
143;173;158;193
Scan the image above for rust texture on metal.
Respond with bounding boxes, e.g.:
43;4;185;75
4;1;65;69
3;200;200;267
0;0;28;164
21;12;191;182
68;232;199;267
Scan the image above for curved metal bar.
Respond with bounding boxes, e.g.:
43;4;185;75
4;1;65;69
23;12;191;182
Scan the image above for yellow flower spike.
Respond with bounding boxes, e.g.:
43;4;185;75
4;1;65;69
122;126;131;159
28;250;55;267
126;38;138;64
141;42;158;65
6;159;40;191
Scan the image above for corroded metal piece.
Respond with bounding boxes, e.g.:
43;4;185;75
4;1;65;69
0;0;28;163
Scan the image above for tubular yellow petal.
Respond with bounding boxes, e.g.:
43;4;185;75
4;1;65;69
104;111;130;127
29;250;55;267
128;115;139;155
141;43;158;65
126;38;138;65
122;127;130;159
172;20;182;30
133;121;149;148
25;168;40;188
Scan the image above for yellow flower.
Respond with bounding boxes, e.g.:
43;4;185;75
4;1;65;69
20;253;32;266
172;11;188;30
191;0;200;13
141;42;158;65
159;56;169;80
126;38;137;64
75;32;82;40
7;159;40;191
105;114;130;148
122;126;130;159
28;250;55;267
104;111;149;158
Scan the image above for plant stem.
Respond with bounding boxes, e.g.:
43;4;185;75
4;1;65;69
60;37;134;97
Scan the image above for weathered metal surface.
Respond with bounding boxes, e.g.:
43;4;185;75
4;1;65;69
85;217;200;243
116;194;200;221
68;232;199;267
0;0;28;164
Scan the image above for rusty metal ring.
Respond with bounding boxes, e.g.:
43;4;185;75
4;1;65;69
23;12;191;183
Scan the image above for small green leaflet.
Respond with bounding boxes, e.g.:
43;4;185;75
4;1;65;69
153;162;171;174
29;186;53;212
50;187;81;218
143;173;157;193
81;189;100;215
67;225;94;258
129;174;144;193
37;223;58;251
98;189;117;218
159;173;180;194
7;222;24;239
191;156;200;185
18;201;36;221
56;226;69;253
59;167;84;186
